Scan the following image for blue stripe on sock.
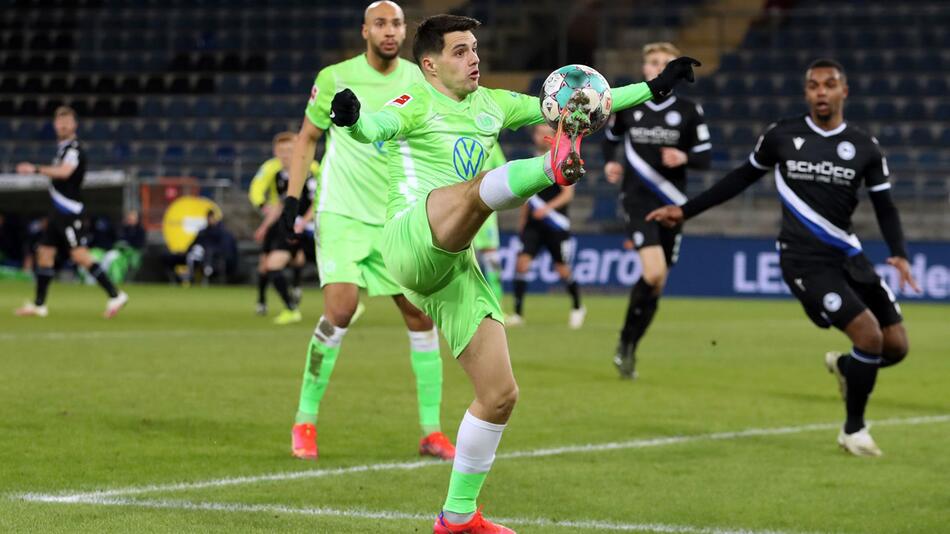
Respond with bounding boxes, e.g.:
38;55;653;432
851;347;883;365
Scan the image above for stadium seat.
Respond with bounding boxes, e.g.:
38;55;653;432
907;127;934;146
191;121;214;141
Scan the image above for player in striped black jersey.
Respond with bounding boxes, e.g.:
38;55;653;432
15;106;128;319
602;42;711;379
648;59;919;457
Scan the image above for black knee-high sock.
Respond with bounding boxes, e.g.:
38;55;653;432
88;263;119;298
565;279;581;309
257;271;268;305
840;347;881;434
620;279;659;348
514;276;527;316
291;266;303;289
269;270;296;310
34;267;55;306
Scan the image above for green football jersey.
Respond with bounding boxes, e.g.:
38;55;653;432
305;54;425;225
347;80;652;221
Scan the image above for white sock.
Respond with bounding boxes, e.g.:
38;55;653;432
313;316;348;347
407;327;439;352
453;410;506;474
478;164;522;211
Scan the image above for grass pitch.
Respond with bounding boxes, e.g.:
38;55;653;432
1;281;948;533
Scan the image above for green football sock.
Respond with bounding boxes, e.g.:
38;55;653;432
479;156;554;211
443;470;488;515
295;329;344;425
409;329;442;435
506;156;553;198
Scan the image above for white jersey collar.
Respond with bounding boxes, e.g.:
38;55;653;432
805;115;847;137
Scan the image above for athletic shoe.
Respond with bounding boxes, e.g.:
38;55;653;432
291;423;318;460
568;306;586;329
255;303;267;316
546;97;587;186
14;302;48;317
433;508;515;534
419;431;456;461
824;351;847;400
104;291;129;319
838;426;882;457
274;309;303;325
505;314;524;327
613;341;637;380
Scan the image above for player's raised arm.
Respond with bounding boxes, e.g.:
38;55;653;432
280;70;330;233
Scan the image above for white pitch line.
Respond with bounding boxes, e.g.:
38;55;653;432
0;329;277;341
20;496;817;534
17;413;950;504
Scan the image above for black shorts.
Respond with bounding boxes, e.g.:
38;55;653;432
520;222;573;264
40;211;89;250
623;202;682;266
262;221;301;255
780;253;902;330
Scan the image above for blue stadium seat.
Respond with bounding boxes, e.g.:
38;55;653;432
110;142;132;162
191;122;214;141
190;145;213;164
588;194;619;222
871;102;898;120
215;145;236;163
166;100;189;118
134;144;159;163
846;101;869;121
886;151;911;169
907;127;934;146
934;102;950;121
876;125;902;147
216;122;237;141
165;121;189;142
163;145;186;163
901;101;927;120
923;78;947;96
915;152;941;168
730;126;756;146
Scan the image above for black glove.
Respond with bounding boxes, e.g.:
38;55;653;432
330;89;361;127
279;196;299;243
646;56;701;99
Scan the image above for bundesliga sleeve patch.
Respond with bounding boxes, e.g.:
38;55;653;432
387;94;413;107
308;84;319;104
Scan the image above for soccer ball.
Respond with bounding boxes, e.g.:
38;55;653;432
539;64;612;134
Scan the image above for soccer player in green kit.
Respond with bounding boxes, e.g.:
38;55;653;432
283;1;455;462
282;14;698;533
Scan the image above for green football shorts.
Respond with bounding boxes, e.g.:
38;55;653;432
472;212;500;251
382;198;504;357
316;211;403;297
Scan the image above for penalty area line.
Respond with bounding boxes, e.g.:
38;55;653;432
14;413;950;504
18;496;821;534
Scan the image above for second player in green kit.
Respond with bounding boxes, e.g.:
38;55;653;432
281;1;456;463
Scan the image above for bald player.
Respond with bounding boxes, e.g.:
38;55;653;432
284;1;455;462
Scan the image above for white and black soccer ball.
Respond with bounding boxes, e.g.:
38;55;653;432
539;64;612;134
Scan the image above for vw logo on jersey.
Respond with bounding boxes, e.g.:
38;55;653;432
475;113;499;134
633;110;643;122
837;141;856;161
823;292;843;312
453;137;487;181
665;110;682;126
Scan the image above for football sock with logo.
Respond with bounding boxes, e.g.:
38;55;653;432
89;263;119;298
620;279;659;348
269;270;296;310
442;411;506;523
408;328;443;435
295;317;348;425
34;267;54;306
478;156;554;211
257;271;268;305
840;347;881;434
566;278;581;309
513;275;528;316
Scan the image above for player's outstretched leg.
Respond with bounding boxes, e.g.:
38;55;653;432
427;118;587;255
434;319;515;534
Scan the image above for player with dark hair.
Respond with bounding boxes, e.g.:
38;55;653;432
603;41;711;379
507;123;585;329
282;12;699;532
248;131;318;324
15;106;128;318
648;59;918;457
